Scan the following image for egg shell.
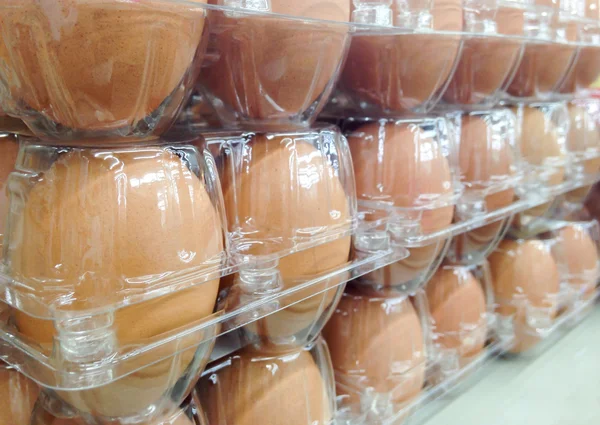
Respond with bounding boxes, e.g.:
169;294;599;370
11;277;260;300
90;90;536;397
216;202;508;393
555;224;599;290
488;239;561;352
426;267;488;357
443;37;522;105
322;289;426;406
0;0;208;134
340;33;461;113
201;0;349;125
0;137;19;259
585;0;600;20
495;5;527;36
219;133;351;347
0;366;39;425
198;346;333;425
7;147;222;418
558;46;600;94
348;121;455;234
567;104;600;175
507;42;577;98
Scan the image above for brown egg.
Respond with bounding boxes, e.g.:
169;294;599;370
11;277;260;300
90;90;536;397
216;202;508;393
7;147;223;418
586;0;600;19
0;0;208;135
495;4;527;36
555;225;599;295
488;239;561;353
198;346;333;425
0;366;39;425
323;289;425;407
443;37;522;105
348;121;454;233
567;104;600;175
201;0;349;126
426;267;487;357
0;136;19;259
559;46;600;95
220;134;351;347
340;32;461;113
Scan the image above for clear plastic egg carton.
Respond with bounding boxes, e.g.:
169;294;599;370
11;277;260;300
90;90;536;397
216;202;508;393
546;220;600;318
565;99;600;180
196;337;336;425
0;1;354;141
324;264;502;425
422;262;498;386
323;286;430;425
195;2;352;131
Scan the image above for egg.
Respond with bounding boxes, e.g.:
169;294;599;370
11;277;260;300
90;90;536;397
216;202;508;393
0;366;39;425
426;267;488;357
559;45;600;94
0;0;208;134
450;114;515;262
488;239;561;353
219;133;352;348
348;121;455;233
555;224;599;297
198;346;333;425
443;37;522;105
0;136;19;260
585;0;600;20
515;106;566;218
340;33;461;113
567;104;600;175
585;182;600;220
322;288;425;409
201;0;349;125
7;147;223;418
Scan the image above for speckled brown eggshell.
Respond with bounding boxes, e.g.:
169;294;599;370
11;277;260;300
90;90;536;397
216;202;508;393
8;148;223;418
0;0;209;133
488;239;561;353
323;289;426;406
426;268;487;357
198;347;333;425
0;366;39;425
220;134;351;346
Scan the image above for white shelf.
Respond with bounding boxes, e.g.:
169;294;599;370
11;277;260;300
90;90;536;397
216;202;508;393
423;306;600;425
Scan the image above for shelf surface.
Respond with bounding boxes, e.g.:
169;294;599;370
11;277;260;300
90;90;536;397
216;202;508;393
423;305;600;425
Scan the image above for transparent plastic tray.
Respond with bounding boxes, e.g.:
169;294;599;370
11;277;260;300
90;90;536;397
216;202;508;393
197;337;336;425
196;5;352;130
566;99;600;179
557;20;600;96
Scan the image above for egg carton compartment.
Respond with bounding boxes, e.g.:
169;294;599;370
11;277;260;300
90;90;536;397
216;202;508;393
323;286;431;425
546;220;600;314
195;4;352;131
0;0;218;143
511;102;571;192
28;385;208;425
196;336;336;425
565;99;600;180
422;261;498;386
488;237;565;354
499;287;599;359
557;19;600;97
205;124;360;269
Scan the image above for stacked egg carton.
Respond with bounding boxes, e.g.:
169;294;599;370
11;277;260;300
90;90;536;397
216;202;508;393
0;1;404;425
315;0;600;424
1;1;600;425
